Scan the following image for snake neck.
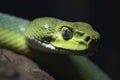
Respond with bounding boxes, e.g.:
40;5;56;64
0;13;31;54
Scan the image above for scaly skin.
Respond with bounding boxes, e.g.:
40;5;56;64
25;17;100;55
0;13;111;80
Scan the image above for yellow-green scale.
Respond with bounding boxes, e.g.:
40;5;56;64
0;13;30;54
0;27;30;54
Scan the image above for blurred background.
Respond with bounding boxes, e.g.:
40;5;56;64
0;0;119;80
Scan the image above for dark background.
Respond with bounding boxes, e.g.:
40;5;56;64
0;0;119;80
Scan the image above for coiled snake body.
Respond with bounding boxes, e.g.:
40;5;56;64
0;13;111;80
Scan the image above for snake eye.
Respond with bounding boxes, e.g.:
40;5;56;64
61;27;73;40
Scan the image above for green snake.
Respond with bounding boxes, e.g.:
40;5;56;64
0;13;111;80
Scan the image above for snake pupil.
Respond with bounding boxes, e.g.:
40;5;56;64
61;27;73;40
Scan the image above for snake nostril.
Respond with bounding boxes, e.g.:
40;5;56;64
85;36;90;42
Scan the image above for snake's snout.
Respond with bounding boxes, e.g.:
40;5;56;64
87;36;100;52
80;34;99;50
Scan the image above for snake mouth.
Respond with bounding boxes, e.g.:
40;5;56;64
54;39;99;55
26;36;99;55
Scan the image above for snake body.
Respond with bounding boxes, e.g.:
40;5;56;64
0;13;111;80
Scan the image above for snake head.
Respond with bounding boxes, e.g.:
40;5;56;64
25;17;100;55
50;21;100;55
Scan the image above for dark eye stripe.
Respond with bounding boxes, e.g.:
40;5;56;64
61;27;73;40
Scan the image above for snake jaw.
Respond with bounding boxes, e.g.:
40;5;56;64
25;34;99;55
25;31;100;55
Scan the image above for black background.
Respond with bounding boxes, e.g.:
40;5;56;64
0;0;119;80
